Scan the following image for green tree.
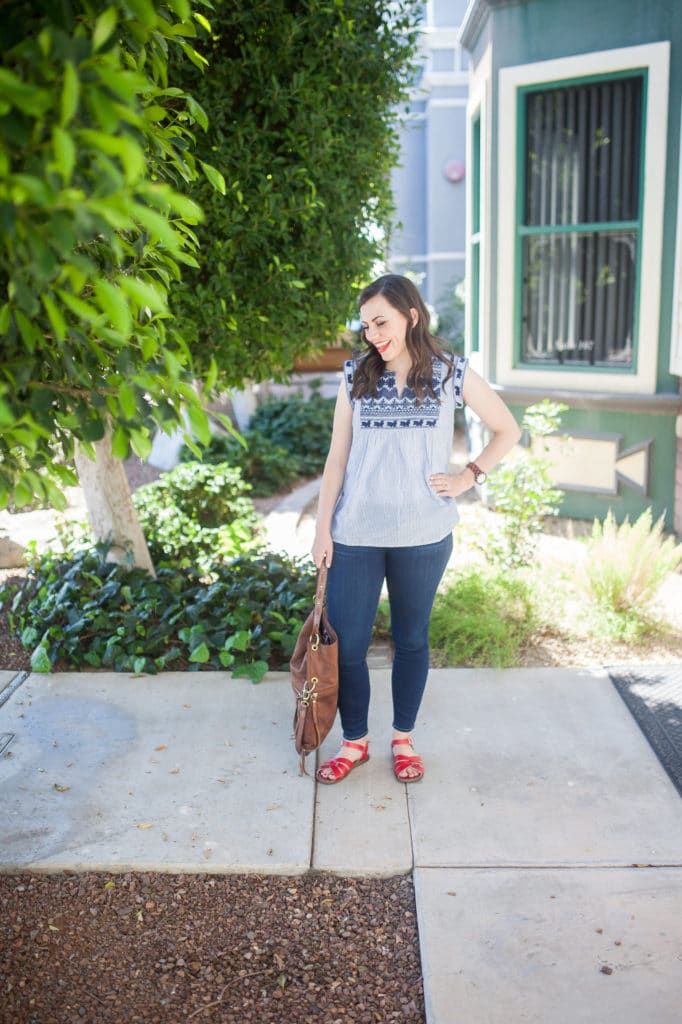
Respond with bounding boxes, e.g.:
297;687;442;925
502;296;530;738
0;0;219;516
0;0;420;568
170;0;421;385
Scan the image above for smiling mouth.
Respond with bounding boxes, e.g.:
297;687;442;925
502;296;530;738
374;340;391;355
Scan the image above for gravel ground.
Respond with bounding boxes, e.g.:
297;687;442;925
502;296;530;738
0;872;425;1024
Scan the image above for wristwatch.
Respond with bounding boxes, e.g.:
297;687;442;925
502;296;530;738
466;461;487;485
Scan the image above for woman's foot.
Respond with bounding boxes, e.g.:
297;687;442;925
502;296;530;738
316;738;370;785
391;734;424;782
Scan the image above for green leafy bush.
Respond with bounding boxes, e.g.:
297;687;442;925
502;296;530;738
484;400;566;570
584;508;682;616
179;430;301;497
0;548;316;680
429;569;537;668
133;462;260;571
249;389;335;476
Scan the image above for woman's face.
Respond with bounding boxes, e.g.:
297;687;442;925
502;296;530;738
359;295;417;366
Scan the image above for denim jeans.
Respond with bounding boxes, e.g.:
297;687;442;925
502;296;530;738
326;534;453;740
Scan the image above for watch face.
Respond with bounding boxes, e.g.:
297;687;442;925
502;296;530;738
475;471;486;484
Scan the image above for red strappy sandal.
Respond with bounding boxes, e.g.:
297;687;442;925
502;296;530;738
392;738;424;783
316;740;370;785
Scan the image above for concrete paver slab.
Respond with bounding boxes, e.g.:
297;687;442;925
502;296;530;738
0;670;18;691
313;669;413;875
415;865;682;1024
0;671;313;874
410;668;682;867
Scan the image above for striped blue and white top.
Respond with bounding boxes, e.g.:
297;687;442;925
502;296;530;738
331;355;467;547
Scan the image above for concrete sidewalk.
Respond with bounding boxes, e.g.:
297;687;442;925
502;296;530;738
2;665;682;1023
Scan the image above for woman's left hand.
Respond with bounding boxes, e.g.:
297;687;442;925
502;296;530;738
429;471;472;499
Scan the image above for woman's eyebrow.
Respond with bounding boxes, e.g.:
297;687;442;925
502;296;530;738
361;314;385;325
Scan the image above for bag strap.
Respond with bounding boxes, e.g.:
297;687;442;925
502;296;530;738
312;557;328;635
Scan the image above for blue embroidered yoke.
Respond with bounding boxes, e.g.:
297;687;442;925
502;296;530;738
331;355;468;547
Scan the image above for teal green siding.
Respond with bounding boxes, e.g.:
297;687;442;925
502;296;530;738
508;402;678;531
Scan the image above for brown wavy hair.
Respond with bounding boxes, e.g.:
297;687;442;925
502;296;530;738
352;275;454;403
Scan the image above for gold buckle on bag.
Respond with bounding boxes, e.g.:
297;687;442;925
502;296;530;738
297;678;318;707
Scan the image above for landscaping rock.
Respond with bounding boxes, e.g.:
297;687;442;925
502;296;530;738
0;537;25;569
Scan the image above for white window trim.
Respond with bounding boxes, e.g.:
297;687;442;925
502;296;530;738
670;104;682;377
497;42;670;394
466;44;492;379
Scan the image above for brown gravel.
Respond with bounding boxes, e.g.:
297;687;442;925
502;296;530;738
0;872;425;1024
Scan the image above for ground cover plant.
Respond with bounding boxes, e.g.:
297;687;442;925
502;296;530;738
0;548;316;680
429;568;537;668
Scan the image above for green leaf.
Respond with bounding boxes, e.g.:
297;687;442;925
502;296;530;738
116;275;167;313
79;130;146;183
0;304;10;334
0;69;50;117
199;160;226;195
43;478;67;512
226;629;250;653
129;429;152;459
0;397;14;426
42;293;66;342
118;381;137;419
193;12;211;33
56;289;101;322
140;334;158;360
204;356;218;394
186;403;211;446
168;192;203;223
61;62;80;126
94;279;133;337
168;0;192;21
30;644;52;674
125;0;156;27
52;127;76;183
188;641;210;663
111;425;129;459
186;95;208;131
179;41;209;71
93;7;118;51
232;660;269;683
134;206;183;252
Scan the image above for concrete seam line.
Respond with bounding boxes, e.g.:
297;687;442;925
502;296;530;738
0;670;29;711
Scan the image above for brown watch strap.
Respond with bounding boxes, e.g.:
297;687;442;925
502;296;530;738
466;461;486;480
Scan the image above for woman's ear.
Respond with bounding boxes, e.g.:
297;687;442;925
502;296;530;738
410;307;418;327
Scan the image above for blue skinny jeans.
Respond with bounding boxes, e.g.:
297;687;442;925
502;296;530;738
326;534;453;741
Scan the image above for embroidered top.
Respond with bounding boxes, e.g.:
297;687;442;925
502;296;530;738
331;355;468;547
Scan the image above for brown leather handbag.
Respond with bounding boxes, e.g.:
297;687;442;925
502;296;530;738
290;558;338;775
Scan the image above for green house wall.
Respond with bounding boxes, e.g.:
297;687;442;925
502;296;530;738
507;402;678;528
465;0;682;532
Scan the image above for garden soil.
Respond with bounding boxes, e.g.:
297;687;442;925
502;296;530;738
0;872;424;1024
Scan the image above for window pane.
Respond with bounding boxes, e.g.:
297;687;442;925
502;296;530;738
525;77;642;227
522;231;636;367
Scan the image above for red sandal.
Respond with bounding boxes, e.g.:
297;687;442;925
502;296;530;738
316;740;370;785
392;738;424;783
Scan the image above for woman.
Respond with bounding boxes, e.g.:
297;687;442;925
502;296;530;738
312;275;521;784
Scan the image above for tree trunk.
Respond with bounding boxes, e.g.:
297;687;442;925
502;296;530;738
74;434;155;576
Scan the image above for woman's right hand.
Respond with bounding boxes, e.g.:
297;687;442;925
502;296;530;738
312;530;333;568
